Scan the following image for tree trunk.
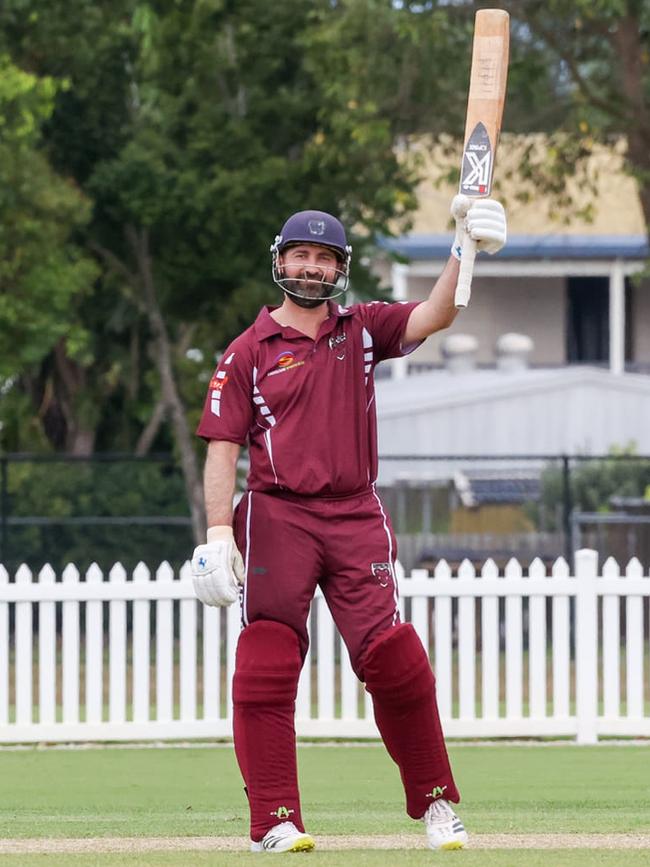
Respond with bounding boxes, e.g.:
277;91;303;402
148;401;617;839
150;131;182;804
52;342;97;456
126;226;206;544
135;396;167;456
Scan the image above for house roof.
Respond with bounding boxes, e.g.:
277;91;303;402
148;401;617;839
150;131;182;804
378;234;650;261
375;366;650;479
455;470;542;506
377;364;650;419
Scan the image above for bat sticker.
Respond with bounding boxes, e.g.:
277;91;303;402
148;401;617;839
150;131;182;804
460;121;492;195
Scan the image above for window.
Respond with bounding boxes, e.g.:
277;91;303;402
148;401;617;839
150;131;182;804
566;276;631;364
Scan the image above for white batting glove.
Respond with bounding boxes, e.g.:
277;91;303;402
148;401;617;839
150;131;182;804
191;525;245;607
450;195;507;259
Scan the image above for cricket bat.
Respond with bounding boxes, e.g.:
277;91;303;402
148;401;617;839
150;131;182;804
455;8;510;308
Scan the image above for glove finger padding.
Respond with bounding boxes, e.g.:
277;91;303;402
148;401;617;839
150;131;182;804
191;542;241;607
192;570;239;606
450;193;472;221
466;199;507;254
232;547;246;585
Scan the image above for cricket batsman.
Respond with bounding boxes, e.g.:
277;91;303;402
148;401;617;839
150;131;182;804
192;199;506;852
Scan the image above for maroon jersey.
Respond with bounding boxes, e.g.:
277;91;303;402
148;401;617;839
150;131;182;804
197;300;420;497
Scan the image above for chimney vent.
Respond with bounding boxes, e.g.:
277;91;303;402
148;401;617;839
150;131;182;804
441;333;478;373
496;333;534;372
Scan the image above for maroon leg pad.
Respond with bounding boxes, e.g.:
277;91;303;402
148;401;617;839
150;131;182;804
232;620;305;841
362;623;460;819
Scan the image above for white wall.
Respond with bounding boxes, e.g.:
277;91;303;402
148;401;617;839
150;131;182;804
402;275;566;366
633;279;650;363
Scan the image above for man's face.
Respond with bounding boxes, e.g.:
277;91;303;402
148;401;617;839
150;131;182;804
279;244;341;307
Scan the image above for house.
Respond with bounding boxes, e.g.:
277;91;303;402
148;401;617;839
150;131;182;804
369;138;650;566
370;137;650;465
375;365;650;481
372;138;650;379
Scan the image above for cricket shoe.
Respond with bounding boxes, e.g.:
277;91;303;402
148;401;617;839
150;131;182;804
422;798;468;850
250;821;316;853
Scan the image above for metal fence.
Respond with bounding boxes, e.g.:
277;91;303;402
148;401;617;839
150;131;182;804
0;453;192;573
377;454;650;570
2;452;649;573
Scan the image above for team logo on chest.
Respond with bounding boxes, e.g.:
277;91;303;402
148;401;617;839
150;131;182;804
328;330;346;360
371;562;393;588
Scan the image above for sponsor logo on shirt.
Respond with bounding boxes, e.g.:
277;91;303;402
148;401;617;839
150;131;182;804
209;375;228;391
275;350;296;368
268;349;305;377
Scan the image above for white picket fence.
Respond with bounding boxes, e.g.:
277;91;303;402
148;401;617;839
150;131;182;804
0;549;648;745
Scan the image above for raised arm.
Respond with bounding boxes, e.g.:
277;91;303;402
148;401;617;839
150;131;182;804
402;196;507;346
402;256;460;346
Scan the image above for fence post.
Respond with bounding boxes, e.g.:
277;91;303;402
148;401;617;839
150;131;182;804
0;455;7;566
561;455;573;566
575;548;599;744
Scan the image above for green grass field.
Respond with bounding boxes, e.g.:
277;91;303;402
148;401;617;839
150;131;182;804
0;743;649;866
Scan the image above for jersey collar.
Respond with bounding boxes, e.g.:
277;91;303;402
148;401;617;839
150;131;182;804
254;302;353;341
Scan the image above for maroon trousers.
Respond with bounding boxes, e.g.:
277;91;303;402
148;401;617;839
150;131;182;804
232;488;459;841
234;488;400;672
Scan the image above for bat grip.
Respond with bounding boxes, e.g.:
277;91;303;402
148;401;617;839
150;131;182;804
454;235;477;308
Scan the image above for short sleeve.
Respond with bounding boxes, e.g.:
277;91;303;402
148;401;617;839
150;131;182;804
196;341;254;444
359;301;422;362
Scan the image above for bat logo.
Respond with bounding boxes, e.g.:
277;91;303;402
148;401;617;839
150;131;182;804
460;122;492;194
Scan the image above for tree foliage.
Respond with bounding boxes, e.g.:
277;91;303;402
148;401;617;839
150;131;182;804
1;1;649;539
534;446;650;532
0;55;97;383
501;0;650;226
0;0;478;536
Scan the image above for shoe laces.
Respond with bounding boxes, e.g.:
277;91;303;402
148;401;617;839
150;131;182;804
269;821;300;836
424;799;455;825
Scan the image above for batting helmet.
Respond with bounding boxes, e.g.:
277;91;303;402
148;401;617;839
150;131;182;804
270;210;352;302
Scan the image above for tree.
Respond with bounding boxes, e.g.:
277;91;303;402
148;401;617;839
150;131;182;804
500;0;650;232
0;55;98;450
3;0;472;539
10;1;637;542
532;446;650;533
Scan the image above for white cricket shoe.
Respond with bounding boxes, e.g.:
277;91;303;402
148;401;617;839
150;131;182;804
250;821;316;853
422;798;468;850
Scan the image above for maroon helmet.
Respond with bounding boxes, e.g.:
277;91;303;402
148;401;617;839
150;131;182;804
270;210;352;305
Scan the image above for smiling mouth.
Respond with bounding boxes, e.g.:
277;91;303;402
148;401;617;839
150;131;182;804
288;277;329;295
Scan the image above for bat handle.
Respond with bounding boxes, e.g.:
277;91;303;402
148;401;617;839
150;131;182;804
454;234;477;308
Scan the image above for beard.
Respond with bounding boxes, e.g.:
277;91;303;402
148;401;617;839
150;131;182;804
283;277;331;308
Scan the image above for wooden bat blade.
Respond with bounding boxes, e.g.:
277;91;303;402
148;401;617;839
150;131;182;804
460;9;510;199
455;8;509;309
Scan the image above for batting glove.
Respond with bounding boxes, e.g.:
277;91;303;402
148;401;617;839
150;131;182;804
191;525;245;607
450;194;507;259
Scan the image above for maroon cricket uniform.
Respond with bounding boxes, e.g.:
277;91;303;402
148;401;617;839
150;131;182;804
198;300;420;496
198;298;459;840
197;299;419;665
